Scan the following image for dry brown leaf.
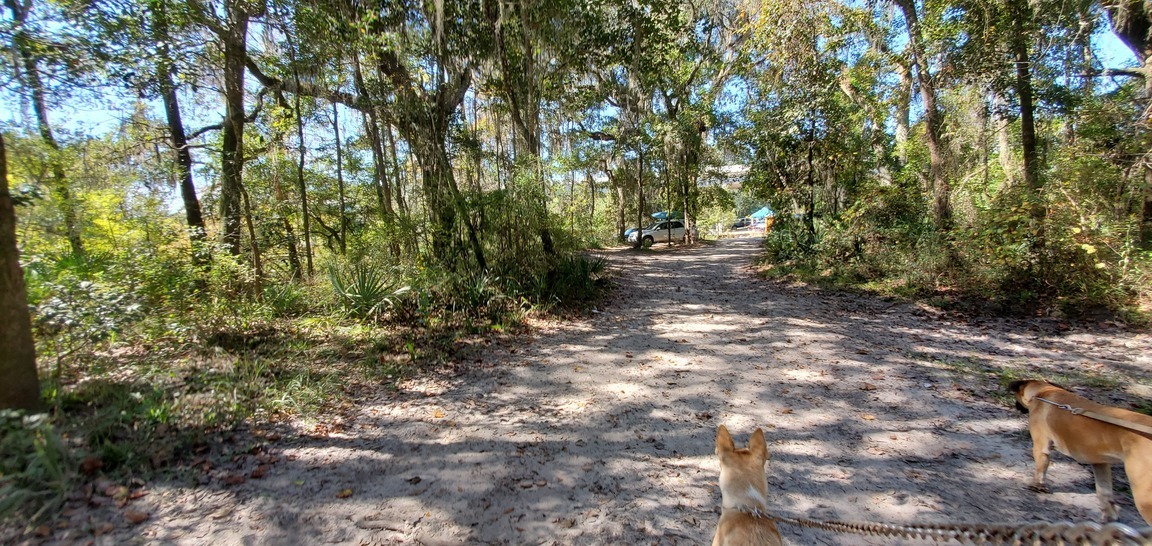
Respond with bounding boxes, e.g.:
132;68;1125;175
222;474;246;486
250;465;269;479
780;408;793;414
79;456;103;476
336;489;353;498
104;485;129;500
124;510;149;525
432;409;445;419
860;383;877;391
861;414;876;420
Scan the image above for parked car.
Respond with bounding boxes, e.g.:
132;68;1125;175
628;220;687;245
731;217;751;229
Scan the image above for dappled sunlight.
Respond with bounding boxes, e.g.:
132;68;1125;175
65;238;1150;545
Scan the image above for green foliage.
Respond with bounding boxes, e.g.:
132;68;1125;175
0;411;70;525
528;254;609;307
327;263;410;320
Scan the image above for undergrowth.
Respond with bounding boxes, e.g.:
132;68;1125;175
757;214;1152;324
2;247;610;528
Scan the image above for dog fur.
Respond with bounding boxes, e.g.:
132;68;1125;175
712;425;784;546
1009;379;1152;524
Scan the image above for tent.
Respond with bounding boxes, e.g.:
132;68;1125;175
651;211;683;220
749;206;774;219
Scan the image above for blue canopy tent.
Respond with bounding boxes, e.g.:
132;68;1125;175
749;206;775;219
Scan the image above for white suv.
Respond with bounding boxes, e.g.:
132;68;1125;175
628;220;687;245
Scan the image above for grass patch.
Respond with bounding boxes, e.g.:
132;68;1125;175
5;313;523;526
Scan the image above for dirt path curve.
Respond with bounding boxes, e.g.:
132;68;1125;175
116;237;1152;545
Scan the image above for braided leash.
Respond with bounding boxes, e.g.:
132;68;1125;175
739;507;1152;544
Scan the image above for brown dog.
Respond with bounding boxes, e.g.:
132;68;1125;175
1009;379;1152;524
713;425;784;546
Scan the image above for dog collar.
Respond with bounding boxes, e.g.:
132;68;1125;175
726;505;770;518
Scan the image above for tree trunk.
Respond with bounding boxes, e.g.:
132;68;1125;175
895;0;952;231
806;120;816;240
219;0;250;256
895;58;912;168
487;4;555;256
271;136;302;280
6;0;84;258
375;52;482;270
586;170;596;236
153;0;207;267
333;102;347;254
1010;0;1046;262
1011;0;1040;202
384;121;408;218
240;183;263;296
634;150;645;249
0;134;41;411
292;68;314;278
605;161;625;241
993;91;1015;186
353;54;395;230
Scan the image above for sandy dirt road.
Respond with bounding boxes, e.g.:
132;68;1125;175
38;236;1152;545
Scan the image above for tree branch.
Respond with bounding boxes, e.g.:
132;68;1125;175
577;122;617;142
246;55;370;112
186;87;269;140
1078;67;1147;79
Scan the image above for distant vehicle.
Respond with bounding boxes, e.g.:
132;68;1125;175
731;217;752;229
628;220;687;245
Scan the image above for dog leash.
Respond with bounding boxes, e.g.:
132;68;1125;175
1035;397;1152;436
735;506;1152;544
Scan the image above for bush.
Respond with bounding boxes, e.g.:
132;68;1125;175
327;263;410;320
0;411;70;525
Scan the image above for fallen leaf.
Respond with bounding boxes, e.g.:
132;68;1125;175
34;525;51;537
336;489;353;498
124;510;149;525
79;456;103;475
93;522;114;536
250;465;269;479
104;485;128;500
860;383;877;391
862;414;876;420
432;409;445;419
780;408;793;414
222;474;246;486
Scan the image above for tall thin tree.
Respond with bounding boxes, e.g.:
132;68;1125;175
0;134;42;411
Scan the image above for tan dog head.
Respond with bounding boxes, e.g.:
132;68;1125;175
1008;379;1068;414
715;425;769;510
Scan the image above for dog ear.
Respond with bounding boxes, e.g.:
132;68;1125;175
749;428;768;461
1008;380;1031;395
715;425;735;454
